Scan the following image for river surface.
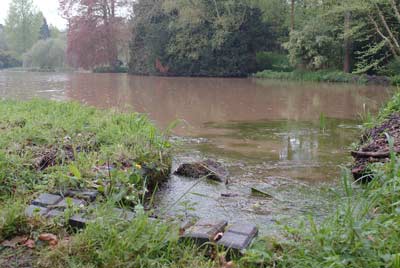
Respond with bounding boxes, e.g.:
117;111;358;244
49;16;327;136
0;71;393;233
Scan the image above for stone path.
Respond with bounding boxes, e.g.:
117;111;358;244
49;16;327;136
25;192;134;228
26;193;258;253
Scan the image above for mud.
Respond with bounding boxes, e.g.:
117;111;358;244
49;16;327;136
352;113;400;181
174;159;229;182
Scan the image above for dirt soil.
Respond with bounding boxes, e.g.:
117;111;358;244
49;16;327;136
351;113;400;181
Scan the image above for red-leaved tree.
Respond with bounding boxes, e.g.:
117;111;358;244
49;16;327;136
59;0;131;69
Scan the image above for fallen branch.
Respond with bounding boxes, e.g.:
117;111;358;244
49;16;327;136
351;150;400;159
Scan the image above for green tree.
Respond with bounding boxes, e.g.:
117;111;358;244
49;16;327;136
129;0;275;76
0;24;7;51
4;0;43;55
39;18;51;40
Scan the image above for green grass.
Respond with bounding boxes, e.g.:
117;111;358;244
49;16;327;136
254;70;364;83
0;100;219;267
0;100;171;201
39;204;213;268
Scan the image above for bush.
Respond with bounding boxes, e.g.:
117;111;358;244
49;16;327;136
256;52;293;72
0;50;21;69
382;59;400;77
23;38;66;70
391;75;400;86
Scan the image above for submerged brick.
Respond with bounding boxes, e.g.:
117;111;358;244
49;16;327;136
181;219;228;245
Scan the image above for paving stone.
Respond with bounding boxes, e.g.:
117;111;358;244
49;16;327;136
69;214;91;229
113;208;135;221
181;219;228;245
225;224;258;237
66;190;99;202
217;224;258;252
25;205;48;217
31;193;63;207
46;209;64;218
53;198;86;210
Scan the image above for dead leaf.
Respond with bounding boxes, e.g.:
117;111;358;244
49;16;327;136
213;232;224;242
219;255;235;268
23;239;35;249
1;236;28;248
222;261;235;268
39;233;58;247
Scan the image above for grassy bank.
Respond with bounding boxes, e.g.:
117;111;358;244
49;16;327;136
254;70;398;86
0;100;219;267
0;100;171;199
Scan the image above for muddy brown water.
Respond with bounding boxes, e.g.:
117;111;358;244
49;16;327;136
0;71;394;234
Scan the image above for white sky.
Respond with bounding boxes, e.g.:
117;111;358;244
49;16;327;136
0;0;67;29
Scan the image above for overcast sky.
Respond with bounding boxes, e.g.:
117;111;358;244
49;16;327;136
0;0;67;29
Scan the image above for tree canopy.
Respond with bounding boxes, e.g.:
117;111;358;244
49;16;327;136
4;0;43;55
129;0;276;77
59;0;132;69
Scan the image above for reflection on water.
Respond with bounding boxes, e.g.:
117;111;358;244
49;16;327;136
0;71;393;233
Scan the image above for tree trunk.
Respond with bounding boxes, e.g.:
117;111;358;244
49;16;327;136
343;11;352;73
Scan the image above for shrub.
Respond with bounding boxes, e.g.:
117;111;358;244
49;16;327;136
382;59;400;76
0;50;21;69
391;75;400;86
23;38;66;70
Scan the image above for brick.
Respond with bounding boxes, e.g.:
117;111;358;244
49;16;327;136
31;193;62;207
53;198;86;210
217;224;258;252
69;214;90;229
25;205;48;217
181;219;228;245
